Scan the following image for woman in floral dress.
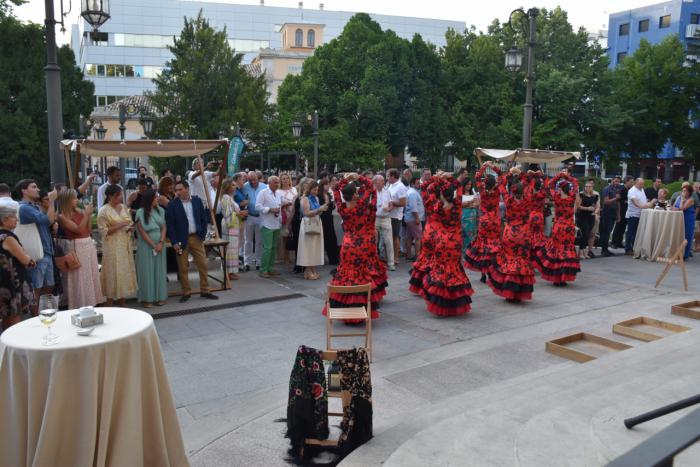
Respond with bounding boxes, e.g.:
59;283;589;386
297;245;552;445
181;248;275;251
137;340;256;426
487;168;536;302
323;174;386;319
220;178;246;281
534;171;580;286
97;185;137;306
410;174;473;316
464;162;502;283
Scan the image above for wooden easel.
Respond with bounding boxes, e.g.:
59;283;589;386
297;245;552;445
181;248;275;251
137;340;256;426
654;240;688;291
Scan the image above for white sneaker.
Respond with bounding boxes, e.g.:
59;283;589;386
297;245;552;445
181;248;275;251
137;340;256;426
389;264;396;271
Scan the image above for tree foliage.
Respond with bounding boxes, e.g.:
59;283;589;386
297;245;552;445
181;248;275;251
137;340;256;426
148;10;268;175
0;16;94;187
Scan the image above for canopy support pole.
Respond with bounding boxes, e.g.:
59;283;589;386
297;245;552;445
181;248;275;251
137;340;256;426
64;145;74;189
196;153;220;240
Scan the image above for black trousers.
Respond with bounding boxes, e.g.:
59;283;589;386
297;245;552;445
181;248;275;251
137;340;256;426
612;205;627;247
321;213;339;265
599;210;616;252
576;214;595;249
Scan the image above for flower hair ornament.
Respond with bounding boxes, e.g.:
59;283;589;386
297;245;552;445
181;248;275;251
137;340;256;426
555;179;573;192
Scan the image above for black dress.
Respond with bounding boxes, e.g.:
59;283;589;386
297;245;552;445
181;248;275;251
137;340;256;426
287;197;303;272
576;192;598;249
320;190;339;265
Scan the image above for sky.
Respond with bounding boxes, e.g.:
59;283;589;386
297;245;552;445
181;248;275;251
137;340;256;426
13;0;666;46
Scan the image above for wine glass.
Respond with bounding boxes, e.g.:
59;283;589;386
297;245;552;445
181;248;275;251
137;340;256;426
38;295;59;346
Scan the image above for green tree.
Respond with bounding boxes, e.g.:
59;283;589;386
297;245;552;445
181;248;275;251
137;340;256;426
0;16;94;187
0;0;23;19
607;37;695;170
148;10;268;175
276;13;450;170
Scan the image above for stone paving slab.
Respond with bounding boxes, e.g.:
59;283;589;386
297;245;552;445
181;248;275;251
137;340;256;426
150;253;699;466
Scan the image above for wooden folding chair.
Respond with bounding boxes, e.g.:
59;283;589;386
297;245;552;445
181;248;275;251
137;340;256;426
325;284;372;362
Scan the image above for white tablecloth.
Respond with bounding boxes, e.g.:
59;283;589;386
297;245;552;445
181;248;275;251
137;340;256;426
632;209;685;261
0;308;189;467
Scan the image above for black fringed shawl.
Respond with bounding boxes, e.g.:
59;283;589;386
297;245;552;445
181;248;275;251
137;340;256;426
337;348;373;457
286;345;329;457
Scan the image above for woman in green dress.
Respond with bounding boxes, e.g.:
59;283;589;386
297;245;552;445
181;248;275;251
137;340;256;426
461;177;480;256
135;189;167;307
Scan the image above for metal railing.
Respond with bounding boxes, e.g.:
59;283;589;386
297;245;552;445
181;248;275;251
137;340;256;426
607;394;700;467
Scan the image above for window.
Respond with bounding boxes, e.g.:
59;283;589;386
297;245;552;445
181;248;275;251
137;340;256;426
107;96;118;105
106;64;116;77
125;65;134;77
307;29;315;47
96;65;105;76
115;65;125;77
619;23;630;36
295;28;303;47
691;13;700;25
617;51;627;63
97;96;107;106
639;19;649;32
659;15;671;28
85;64;97;76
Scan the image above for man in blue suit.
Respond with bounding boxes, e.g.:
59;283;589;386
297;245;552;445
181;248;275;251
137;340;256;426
166;180;218;302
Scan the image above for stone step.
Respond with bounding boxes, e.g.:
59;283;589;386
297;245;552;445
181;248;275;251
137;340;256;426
342;329;700;467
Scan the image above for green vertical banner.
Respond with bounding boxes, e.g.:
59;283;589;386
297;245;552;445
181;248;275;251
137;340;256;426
227;136;244;176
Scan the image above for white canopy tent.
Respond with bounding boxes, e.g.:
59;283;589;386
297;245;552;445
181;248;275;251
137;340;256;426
474;147;581;165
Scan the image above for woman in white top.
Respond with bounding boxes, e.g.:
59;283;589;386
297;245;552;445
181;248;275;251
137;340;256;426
296;180;328;280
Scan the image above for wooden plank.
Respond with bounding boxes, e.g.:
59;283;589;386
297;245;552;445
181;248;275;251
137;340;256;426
546;341;595;363
613;316;690;343
671;301;700;320
328;283;372;294
546;332;632;363
305;439;338;447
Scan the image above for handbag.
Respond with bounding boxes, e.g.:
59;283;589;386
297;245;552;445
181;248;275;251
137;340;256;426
303;217;322;235
55;240;81;272
13;223;44;261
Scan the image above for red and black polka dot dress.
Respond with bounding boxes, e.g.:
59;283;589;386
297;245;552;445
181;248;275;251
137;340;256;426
487;173;535;301
409;176;473;316
534;173;581;284
464;164;502;273
323;176;387;319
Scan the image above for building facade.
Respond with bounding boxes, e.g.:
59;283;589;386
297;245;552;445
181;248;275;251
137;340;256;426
71;0;464;109
607;0;700;179
607;0;700;67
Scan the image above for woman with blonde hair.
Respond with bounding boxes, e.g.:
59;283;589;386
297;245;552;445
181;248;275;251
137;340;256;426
297;180;327;279
288;177;310;273
220;177;247;280
97;185;137;306
56;189;104;308
277;173;297;266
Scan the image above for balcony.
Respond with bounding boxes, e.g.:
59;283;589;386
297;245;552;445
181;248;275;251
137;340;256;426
686;23;700;39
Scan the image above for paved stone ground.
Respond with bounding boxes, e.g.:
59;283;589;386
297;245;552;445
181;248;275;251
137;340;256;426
151;249;699;466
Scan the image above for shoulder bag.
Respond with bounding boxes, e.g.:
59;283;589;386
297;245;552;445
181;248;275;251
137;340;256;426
13;223;44;261
303;216;322;235
55;239;81;272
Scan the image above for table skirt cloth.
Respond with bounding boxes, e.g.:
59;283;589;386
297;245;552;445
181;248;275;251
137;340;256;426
0;308;189;467
632;210;685;261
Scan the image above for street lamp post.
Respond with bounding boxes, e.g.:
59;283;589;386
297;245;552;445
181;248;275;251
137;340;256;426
291;111;319;178
44;0;109;184
506;8;538;151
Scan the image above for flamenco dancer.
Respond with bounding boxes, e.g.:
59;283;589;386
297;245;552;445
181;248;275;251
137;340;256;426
464;162;502;283
534;171;580;286
323;174;387;319
487;167;536;303
409;174;473;316
525;168;548;258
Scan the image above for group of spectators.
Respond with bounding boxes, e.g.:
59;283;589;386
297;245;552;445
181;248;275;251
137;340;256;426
1;162;699;333
581;176;699;260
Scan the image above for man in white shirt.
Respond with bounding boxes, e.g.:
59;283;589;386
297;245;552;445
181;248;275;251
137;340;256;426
255;176;288;278
625;177;656;255
386;168;407;265
96;166;123;208
0;183;19;214
187;159;215;209
404;178;425;259
373;175;395;270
